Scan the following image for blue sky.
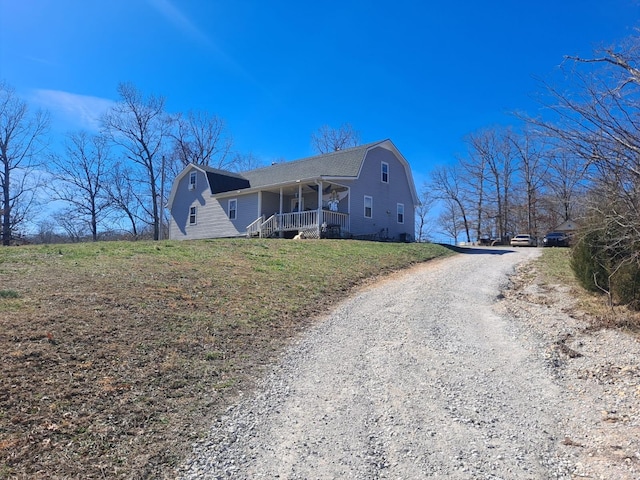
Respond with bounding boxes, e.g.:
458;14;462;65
1;0;639;187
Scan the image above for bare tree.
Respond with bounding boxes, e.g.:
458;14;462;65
459;150;487;242
0;81;49;245
429;164;472;243
415;187;436;242
104;162;143;239
542;150;587;224
231;151;265;172
531;35;640;305
102;83;169;240
466;128;517;241
509;128;548;237
49;131;111;241
35;218;58;244
311;123;360;154
437;198;464;244
55;210;88;243
170;110;233;168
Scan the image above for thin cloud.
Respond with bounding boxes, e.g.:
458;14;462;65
147;0;265;93
24;55;58;67
31;90;114;132
148;0;215;49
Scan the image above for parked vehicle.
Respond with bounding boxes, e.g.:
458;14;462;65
510;234;537;247
543;232;569;247
479;235;503;246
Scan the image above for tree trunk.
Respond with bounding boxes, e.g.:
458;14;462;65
2;161;10;246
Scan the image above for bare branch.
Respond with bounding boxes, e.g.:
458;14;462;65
102;83;169;240
0;81;49;244
311;123;360;154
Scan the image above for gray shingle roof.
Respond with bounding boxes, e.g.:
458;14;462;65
239;140;383;188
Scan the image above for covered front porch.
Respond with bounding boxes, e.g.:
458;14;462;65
246;182;350;239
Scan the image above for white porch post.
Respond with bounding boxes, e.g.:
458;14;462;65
278;187;284;238
347;187;351;233
317;181;323;236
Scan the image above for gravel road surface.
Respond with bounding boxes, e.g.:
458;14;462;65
179;247;573;479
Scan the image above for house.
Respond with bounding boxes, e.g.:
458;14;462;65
552;219;580;235
166;139;419;242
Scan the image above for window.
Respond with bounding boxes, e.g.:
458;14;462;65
397;203;405;224
364;195;373;218
228;199;237;220
189;172;197;190
189;206;197;225
381;162;389;183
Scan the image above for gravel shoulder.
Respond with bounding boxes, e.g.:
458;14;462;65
499;254;640;479
178;247;639;479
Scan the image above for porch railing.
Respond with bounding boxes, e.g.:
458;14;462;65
321;210;349;232
260;214;278;238
246;210;349;238
278;210;318;231
246;215;264;237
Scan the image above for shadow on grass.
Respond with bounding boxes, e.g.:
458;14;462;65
436;243;517;255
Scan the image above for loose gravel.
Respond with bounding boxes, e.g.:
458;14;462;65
499;254;640;480
178;246;639;479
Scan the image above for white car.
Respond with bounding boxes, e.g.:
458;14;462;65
510;234;537;247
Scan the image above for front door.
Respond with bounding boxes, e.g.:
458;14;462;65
291;197;303;212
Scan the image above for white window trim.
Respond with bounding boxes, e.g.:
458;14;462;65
364;195;373;219
189;206;197;225
189;172;197;190
397;203;405;224
381;162;389;184
228;198;237;220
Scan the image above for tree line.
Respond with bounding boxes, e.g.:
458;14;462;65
0;79;359;245
419;33;640;308
420;125;586;244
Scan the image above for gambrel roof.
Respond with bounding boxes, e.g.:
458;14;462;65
240;141;380;188
167;139;419;207
199;167;250;194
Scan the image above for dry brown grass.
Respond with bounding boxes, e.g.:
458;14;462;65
535;247;640;333
0;239;452;479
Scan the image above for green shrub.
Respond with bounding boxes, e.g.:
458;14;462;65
612;261;640;309
571;230;608;293
571;229;640;309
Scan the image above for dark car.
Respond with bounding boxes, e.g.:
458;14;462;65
543;232;569;247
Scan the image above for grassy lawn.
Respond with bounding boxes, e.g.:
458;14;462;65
0;239;452;479
534;247;577;285
534;247;640;331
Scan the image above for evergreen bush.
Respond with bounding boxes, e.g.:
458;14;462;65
570;230;608;293
571;228;640;309
612;260;640;309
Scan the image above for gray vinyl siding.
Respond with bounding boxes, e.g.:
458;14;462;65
230;193;259;232
261;191;280;217
169;170;254;240
349;147;416;240
258;191;322;217
169;169;212;240
302;191;320;210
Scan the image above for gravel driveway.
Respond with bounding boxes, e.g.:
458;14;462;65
179;247;572;479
